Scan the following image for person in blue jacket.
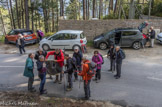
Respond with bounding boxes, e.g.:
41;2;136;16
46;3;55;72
23;53;36;92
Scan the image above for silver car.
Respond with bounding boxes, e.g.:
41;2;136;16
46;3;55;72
156;33;162;44
39;30;87;51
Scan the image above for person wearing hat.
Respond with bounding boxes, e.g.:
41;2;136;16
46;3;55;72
16;34;26;55
107;44;116;72
73;46;83;81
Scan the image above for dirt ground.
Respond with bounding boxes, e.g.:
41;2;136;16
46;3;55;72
1;41;162;57
0;92;121;107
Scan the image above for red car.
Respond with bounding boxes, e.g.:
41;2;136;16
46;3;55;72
5;29;38;44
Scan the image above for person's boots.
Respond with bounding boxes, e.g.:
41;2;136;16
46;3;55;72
54;75;59;83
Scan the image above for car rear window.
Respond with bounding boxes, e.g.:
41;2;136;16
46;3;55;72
122;31;137;36
80;33;85;39
22;31;33;35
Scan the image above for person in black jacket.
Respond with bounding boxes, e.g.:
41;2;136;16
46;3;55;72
149;26;155;48
63;54;77;91
34;49;47;61
73;47;83;81
16;34;25;55
114;46;123;79
107;44;116;72
36;55;47;95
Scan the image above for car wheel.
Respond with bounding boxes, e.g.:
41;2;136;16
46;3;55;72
132;42;141;50
72;45;81;50
42;44;50;51
99;42;107;50
4;38;9;44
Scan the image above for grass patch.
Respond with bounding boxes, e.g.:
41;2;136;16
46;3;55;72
86;40;93;47
0;35;5;43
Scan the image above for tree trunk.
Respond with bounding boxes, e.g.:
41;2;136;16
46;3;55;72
87;0;90;20
15;0;20;28
0;10;6;35
24;0;29;29
83;0;86;20
114;0;118;14
9;0;15;29
92;0;96;18
96;0;98;18
57;0;59;31
109;0;114;13
52;0;55;32
78;0;81;20
99;0;103;19
31;2;34;31
60;0;64;18
21;0;24;28
6;1;13;29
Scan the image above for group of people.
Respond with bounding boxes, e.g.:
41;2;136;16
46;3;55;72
23;43;125;100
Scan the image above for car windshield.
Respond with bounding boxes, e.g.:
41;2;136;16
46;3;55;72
103;30;115;37
8;30;19;35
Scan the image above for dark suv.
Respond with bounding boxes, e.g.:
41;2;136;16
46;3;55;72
93;28;146;50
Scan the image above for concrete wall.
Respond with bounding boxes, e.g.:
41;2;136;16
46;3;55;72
59;20;162;40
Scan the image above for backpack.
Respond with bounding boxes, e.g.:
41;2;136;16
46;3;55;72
98;54;104;64
38;30;44;37
71;57;77;70
87;62;96;77
120;49;126;59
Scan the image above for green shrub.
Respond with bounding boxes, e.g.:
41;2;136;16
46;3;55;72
0;35;5;43
86;40;93;47
45;32;56;37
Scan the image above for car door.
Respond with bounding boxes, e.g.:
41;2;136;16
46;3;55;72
50;33;65;49
6;30;18;43
121;31;137;47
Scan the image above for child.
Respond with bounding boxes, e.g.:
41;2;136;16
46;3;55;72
64;54;76;91
36;55;47;94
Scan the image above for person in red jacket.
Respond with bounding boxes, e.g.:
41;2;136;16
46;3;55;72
46;49;64;84
78;57;92;100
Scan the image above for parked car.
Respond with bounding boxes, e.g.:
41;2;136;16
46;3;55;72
93;28;146;50
5;29;38;44
39;30;87;51
156;33;162;44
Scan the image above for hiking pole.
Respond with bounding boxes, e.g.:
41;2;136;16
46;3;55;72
63;72;66;95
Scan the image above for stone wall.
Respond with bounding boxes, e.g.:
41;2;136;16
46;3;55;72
59;19;162;40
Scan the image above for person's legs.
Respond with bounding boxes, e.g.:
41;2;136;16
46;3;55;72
19;45;22;54
69;74;73;88
115;64;119;77
22;45;26;53
118;64;122;78
39;72;46;94
28;77;34;91
54;75;59;83
95;70;98;80
84;80;88;98
151;39;155;48
112;59;116;71
109;59;113;70
39;36;42;40
87;80;91;98
98;69;101;80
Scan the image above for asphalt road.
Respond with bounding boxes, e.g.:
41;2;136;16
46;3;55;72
0;53;162;107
